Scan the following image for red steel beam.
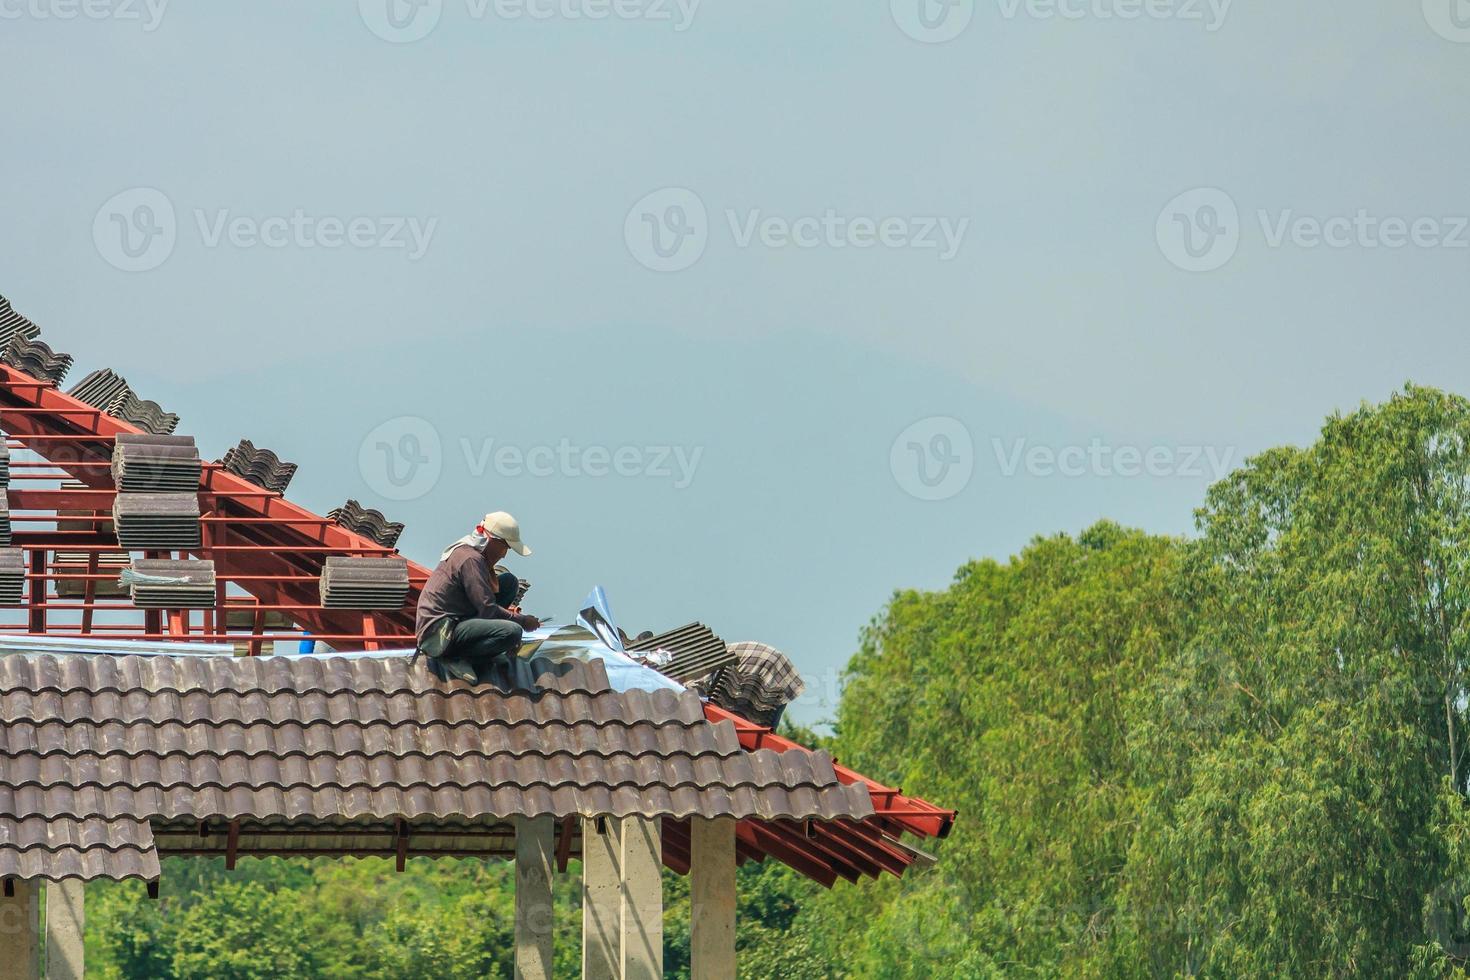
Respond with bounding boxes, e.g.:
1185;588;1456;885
705;703;956;841
0;366;423;649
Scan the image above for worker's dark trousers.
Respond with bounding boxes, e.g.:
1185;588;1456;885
445;617;524;664
429;570;523;680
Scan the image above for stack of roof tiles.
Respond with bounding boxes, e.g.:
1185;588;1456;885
2;335;73;385
64;371;181;434
53;551;130;598
54;479;130;596
628;622;736;683
0;294;41;350
690;642;807;729
125;558;216;609
112;492;201;550
328;499;403;548
107;391;179;435
219;439;297;494
112;433;202;492
0;444;10;544
67;368;131;410
0;653;873;881
0;548;24;605
319;556;410;609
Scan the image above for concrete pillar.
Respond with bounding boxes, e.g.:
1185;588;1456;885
513;816;555;980
0;881;41;980
44;880;84;980
690;817;737;980
619;817;662;980
582;817;621;980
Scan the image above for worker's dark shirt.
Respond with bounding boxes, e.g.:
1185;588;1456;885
415;547;519;646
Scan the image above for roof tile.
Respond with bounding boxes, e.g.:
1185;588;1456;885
0;654;872;858
0;815;159;881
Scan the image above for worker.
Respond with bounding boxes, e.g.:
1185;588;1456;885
416;511;541;683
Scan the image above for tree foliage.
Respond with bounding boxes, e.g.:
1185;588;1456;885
83;386;1470;977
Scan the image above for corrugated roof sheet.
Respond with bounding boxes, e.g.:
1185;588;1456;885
0;653;872;880
628;622;735;683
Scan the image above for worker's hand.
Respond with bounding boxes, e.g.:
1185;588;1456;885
519;613;541;632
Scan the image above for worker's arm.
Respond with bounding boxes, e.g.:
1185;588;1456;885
461;555;536;628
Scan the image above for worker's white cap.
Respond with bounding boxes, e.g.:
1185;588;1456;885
478;511;531;556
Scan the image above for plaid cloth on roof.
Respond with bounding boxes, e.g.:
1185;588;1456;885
691;641;806;727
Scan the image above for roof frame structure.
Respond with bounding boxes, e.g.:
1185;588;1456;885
0;361;955;887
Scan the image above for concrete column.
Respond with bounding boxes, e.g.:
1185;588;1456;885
582;817;621;980
44;880;84;980
690;817;737;980
619;817;662;980
0;881;41;980
513;816;555;980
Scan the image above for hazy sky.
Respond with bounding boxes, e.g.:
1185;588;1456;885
3;1;1467;721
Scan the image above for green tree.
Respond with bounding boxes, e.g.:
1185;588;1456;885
801;521;1184;977
171;880;317;979
1112;386;1470;977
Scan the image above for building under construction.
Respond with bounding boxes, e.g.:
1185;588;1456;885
0;292;954;979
